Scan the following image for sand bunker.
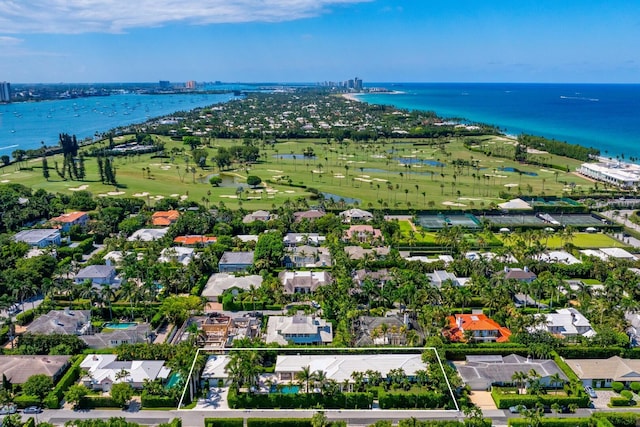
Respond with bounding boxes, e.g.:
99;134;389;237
1;180;10;183
442;201;467;207
107;191;125;196
267;169;284;173
133;192;149;197
219;195;238;199
170;193;180;197
284;190;295;194
160;165;171;170
69;184;89;191
504;183;519;188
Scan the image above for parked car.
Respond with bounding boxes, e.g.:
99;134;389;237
23;406;42;414
0;405;17;415
585;385;597;398
508;405;525;413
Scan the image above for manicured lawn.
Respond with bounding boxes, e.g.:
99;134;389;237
3;135;598;210
496;232;623;249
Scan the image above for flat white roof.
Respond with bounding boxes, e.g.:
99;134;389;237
275;354;425;383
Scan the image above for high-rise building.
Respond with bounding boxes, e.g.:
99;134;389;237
0;82;10;102
158;80;171;88
185;80;197;89
354;77;363;91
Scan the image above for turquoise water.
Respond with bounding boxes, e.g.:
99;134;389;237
359;83;640;159
103;322;136;329
165;372;182;389
270;385;299;394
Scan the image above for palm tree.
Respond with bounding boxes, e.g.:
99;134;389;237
549;372;564;395
295;365;313;394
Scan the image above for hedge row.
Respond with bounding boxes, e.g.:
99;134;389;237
491;388;589;409
247;419;312;427
378;390;449;409
228;388;372;409
13;394;41;408
551;352;580;383
445;346;529;361
16;309;36;326
556;346;624;359
44;356;83;409
205;419;244;427
141;391;176;408
508;418;592;427
592;412;639;427
610;397;633;407
79;396;120;409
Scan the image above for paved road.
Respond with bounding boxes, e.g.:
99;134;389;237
0;295;44;323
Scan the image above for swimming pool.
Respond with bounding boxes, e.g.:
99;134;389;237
270;385;300;394
103;322;137;329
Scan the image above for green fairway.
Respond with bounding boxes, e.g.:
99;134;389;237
3;134;598;210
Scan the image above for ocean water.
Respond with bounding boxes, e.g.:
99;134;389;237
359;83;640;158
0;91;236;153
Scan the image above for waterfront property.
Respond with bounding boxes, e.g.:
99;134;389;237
579;161;640;189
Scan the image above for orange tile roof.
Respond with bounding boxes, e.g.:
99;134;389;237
50;211;88;223
174;235;217;246
152;210;180;226
444;314;512;343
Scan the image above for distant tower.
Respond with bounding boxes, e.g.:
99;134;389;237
0;82;11;102
354;77;363;91
185;80;197;90
158;80;171;88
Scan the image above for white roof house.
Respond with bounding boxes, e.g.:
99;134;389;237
531;308;596;339
600;247;638;261
158;247;196;265
13;229;62;247
266;314;333;346
536;251;581;265
201;355;230;380
127;228;169;242
201;273;263;300
79;354;170;391
427;270;460;287
579;249;609;260
339;208;373;223
274;354;426;384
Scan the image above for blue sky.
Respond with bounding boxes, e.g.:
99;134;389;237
1;0;639;83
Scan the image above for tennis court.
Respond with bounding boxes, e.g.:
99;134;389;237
486;215;546;227
550;214;606;228
446;214;482;229
416;214;481;230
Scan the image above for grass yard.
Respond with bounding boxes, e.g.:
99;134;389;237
496;232;623;249
2;134;599;210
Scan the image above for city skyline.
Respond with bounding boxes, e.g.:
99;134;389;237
0;0;639;84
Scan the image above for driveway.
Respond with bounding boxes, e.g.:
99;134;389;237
468;391;497;410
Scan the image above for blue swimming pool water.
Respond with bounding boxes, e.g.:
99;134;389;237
270;385;300;394
103;322;137;329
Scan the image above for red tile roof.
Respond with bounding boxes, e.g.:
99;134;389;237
174;235;217;246
50;211;88;223
444;314;512;343
152;210;180;226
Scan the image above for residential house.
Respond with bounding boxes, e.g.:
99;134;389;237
565;356;640;388
0;355;71;384
343;225;383;243
626;312;640;346
354;314;414;346
188;314;261;348
274;354;425;390
455;354;567;391
427;270;460;288
344;246;390;261
218;251;254;273
242;210;274;223
27;309;91;336
75;265;119;288
80;354;171;392
127;228;169;242
201;273;263;300
201;355;231;385
49;211;89;232
266;314;333;345
531;308;596;339
293;209;325;222
444;313;512;343
13;229;61;247
158;246;196;265
278;270;333;294
339;208;373;223
283;245;331;268
151;210;180;226
174;235;217;246
352;269;393;288
499;267;537;283
81;324;154;349
283;233;325;247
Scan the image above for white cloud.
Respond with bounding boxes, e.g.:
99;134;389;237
0;36;23;45
0;0;371;34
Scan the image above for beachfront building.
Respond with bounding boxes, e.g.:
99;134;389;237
578;161;640;189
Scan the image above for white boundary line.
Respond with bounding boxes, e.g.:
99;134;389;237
178;347;459;412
